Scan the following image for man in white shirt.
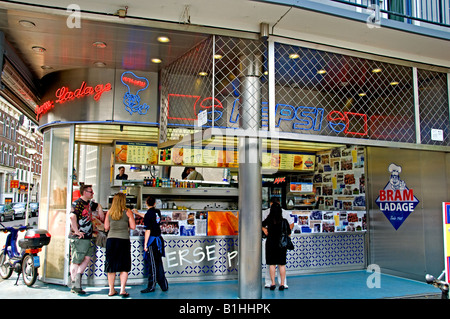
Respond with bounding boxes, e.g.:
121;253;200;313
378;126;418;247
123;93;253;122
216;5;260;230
262;197;294;288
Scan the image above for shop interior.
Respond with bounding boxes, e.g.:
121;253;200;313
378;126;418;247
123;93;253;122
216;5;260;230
68;123;367;238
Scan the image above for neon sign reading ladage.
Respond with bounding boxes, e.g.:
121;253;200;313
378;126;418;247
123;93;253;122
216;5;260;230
35;81;112;120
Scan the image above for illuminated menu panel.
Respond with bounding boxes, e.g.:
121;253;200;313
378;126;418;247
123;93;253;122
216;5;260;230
115;141;158;165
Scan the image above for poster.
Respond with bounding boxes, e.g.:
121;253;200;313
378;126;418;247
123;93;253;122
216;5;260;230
207;211;239;236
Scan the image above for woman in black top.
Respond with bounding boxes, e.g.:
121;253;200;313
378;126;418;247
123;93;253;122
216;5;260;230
140;196;168;293
262;202;287;290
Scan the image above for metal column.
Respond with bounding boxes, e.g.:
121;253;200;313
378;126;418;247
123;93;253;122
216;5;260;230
238;41;263;299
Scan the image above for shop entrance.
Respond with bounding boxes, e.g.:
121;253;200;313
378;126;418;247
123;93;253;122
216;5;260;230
38;123;371;286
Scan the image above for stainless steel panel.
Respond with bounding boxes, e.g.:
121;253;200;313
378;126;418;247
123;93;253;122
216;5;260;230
39;68;115;124
113;70;159;123
367;147;448;281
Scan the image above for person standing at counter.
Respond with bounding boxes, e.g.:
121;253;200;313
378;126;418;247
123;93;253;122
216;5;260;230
104;193;136;297
116;166;128;180
262;198;293;289
185;167;204;181
262;201;288;291
140;196;169;293
69;184;104;295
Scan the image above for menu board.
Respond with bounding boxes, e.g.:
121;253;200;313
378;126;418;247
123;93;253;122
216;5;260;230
159;147;239;168
115;141;158;165
157;146;315;171
262;152;315;171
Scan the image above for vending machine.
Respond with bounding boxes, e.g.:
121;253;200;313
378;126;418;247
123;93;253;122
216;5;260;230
262;175;288;209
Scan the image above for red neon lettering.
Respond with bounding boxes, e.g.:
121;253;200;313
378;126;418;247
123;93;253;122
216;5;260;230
35;81;112;120
94;83;112;101
167;94;201;121
199;97;223;109
122;77;146;88
55;81;111;104
344;112;368;136
35;101;55;120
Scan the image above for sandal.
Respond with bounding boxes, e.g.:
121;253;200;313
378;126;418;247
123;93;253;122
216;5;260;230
108;290;118;297
120;292;130;298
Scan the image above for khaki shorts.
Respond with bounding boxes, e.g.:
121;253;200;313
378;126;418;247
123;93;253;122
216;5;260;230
70;238;94;264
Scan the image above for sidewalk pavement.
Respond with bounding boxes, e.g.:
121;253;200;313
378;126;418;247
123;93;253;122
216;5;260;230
0;270;442;300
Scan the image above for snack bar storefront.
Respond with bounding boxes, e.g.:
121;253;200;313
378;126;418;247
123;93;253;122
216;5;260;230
36;34;450;288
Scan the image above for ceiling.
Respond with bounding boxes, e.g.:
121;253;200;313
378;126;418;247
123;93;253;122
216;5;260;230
0;7;210;80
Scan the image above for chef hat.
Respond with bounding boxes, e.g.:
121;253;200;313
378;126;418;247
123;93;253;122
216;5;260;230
388;163;402;174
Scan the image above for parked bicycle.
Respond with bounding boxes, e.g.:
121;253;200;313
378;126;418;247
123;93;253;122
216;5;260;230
0;222;51;286
425;270;449;299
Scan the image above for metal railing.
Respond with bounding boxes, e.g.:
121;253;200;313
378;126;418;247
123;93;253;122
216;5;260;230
331;0;450;28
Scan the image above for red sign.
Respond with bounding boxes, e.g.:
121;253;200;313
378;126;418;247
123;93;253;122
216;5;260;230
35;81;112;120
10;180;19;188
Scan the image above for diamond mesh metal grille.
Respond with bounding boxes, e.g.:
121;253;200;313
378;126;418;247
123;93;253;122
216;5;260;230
160;36;267;143
159;36;449;148
417;69;449;145
274;43;416;143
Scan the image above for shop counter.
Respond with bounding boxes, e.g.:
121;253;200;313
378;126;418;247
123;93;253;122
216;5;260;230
83;231;366;286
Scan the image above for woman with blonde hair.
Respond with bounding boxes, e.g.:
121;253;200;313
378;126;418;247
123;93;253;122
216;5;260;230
104;192;136;297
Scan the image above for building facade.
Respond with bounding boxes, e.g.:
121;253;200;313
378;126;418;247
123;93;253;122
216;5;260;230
0;0;448;298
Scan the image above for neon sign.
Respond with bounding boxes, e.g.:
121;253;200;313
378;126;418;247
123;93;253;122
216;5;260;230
166;93;369;136
120;71;150;115
35;81;112;120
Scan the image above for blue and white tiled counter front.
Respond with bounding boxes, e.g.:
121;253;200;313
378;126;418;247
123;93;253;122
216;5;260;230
84;232;366;285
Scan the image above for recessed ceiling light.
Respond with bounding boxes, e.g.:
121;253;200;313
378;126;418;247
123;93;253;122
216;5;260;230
92;41;107;48
198;71;208;76
372;68;382;73
31;46;46;53
93;61;106;67
19;20;36;28
390;81;399;86
151;58;162;64
317;69;327;75
213;54;223;60
157;36;170;43
289;53;300;59
41;65;53;70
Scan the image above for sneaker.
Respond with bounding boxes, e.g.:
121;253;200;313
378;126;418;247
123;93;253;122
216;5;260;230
140;287;155;293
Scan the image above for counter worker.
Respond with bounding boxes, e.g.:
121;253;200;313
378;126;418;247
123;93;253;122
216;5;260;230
185;167;204;181
262;197;293;288
69;184;104;294
116;166;128;180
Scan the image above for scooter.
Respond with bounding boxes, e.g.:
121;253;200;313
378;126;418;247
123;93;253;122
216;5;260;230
0;222;51;287
425;270;449;299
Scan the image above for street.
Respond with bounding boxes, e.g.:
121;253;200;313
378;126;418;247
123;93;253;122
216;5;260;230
0;216;39;228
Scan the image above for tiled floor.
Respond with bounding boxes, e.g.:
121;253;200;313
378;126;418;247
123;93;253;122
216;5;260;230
0;270;441;299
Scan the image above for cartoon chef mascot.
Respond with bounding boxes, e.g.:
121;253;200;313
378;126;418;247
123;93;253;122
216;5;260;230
387;163;406;191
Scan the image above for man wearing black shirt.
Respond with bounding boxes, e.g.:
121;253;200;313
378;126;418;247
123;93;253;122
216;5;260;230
116;166;128;180
69;184;104;294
